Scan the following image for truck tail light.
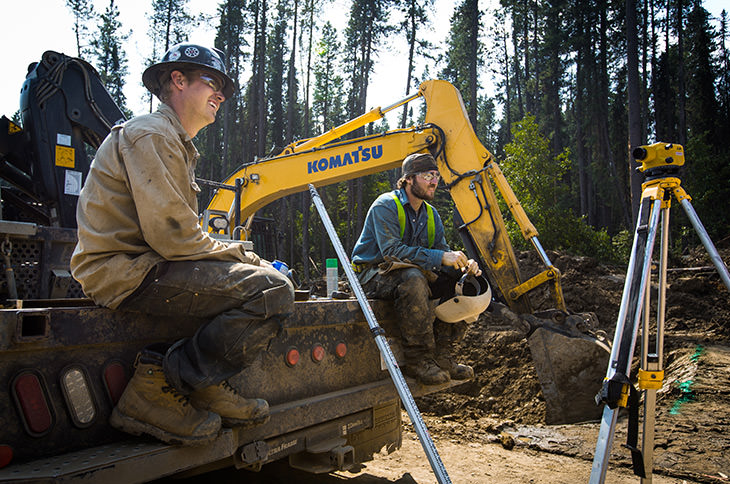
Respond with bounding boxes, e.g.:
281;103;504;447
60;366;97;427
11;371;54;436
286;348;300;367
311;344;325;363
103;361;128;405
336;342;347;358
0;445;13;468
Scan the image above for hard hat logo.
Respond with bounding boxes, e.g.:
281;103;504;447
143;42;235;99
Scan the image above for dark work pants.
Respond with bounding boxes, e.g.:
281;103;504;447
362;268;466;361
120;260;295;393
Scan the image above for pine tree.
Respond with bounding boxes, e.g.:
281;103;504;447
440;0;481;127
312;21;345;133
66;0;95;58
682;1;728;239
91;0;131;117
343;0;392;250
395;0;435;128
267;0;289;152
145;0;195;111
719;10;730;135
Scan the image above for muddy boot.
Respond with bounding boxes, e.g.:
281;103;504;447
435;348;474;380
403;356;450;385
191;380;270;428
109;351;221;446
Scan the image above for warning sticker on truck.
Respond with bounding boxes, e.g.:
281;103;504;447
55;145;75;168
64;170;82;196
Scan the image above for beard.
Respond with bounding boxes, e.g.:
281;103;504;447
411;180;436;201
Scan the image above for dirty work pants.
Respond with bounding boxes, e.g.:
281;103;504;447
119;260;295;393
362;268;466;362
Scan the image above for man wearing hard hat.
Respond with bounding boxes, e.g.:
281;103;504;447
351;152;491;386
71;43;294;445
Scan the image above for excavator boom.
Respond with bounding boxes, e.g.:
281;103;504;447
205;80;610;424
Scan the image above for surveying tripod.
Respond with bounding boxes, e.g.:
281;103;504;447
589;143;730;483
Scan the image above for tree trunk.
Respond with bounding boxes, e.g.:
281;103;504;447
286;0;298;144
626;0;644;224
467;0;478;127
677;0;687;145
257;0;268;156
401;0;416;129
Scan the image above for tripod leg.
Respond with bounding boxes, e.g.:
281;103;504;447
590;196;662;483
639;205;670;483
678;198;730;291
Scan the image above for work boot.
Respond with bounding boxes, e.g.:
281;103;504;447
435;348;474;380
109;355;221;446
191;380;270;428
403;357;450;385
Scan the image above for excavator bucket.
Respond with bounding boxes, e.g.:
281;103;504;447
528;328;609;424
490;304;610;423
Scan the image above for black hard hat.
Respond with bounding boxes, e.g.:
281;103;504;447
143;43;234;99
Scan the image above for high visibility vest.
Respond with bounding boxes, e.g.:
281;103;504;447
390;192;435;248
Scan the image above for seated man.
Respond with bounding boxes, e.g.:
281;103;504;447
70;43;294;445
351;152;481;385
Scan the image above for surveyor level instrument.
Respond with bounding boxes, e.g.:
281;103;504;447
589;143;730;483
309;184;452;484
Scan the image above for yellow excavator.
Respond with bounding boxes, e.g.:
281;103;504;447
204;79;610;425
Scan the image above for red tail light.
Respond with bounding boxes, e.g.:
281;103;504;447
0;445;13;469
311;344;325;363
336;342;347;358
103;361;128;405
11;371;54;436
286;348;300;367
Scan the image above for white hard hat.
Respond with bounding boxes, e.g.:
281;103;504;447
434;274;492;323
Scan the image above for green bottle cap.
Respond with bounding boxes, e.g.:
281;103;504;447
326;258;338;268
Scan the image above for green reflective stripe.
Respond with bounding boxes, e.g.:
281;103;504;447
391;193;406;239
425;202;435;248
390;192;435;248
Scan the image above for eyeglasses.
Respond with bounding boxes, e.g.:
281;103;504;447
198;73;223;94
417;171;441;182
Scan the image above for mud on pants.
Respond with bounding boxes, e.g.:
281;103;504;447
120;260;295;393
362;267;466;362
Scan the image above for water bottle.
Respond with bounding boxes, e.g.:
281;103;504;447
272;260;289;275
326;258;338;296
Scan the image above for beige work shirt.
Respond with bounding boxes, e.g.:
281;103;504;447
71;103;259;309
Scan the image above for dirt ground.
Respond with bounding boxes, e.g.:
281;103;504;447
399;242;730;483
177;243;730;483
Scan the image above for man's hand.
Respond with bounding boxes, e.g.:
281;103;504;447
442;251;482;276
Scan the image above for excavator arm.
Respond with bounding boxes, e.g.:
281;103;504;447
205;80;610;424
206;80;563;314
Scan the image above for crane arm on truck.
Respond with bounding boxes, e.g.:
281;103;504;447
0;51;126;228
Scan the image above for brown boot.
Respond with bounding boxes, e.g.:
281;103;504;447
110;358;221;446
191;381;270;427
435;349;474;380
403;357;450;385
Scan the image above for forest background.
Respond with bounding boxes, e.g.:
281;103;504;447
6;0;730;283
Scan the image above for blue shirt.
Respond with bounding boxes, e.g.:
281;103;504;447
351;188;450;283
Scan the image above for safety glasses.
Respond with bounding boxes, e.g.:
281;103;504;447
417;171;441;182
198;73;224;94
